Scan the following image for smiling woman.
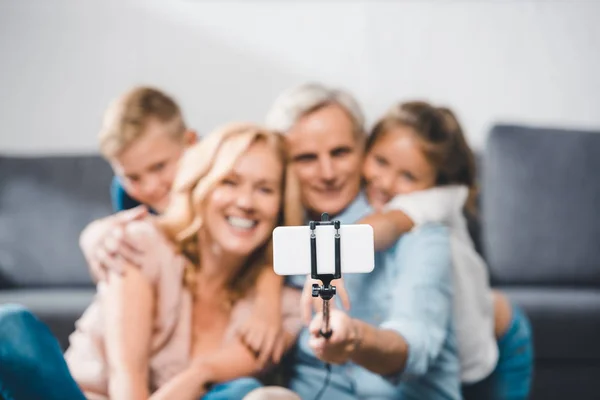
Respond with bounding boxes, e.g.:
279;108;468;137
0;123;304;400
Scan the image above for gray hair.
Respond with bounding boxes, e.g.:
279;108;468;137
265;83;366;140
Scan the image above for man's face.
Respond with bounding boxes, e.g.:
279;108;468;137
110;119;191;213
286;104;363;218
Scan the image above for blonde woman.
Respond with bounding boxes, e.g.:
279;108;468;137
0;123;303;400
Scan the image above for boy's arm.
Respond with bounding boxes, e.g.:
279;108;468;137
237;265;285;365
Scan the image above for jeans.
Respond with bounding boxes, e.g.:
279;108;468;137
0;304;261;400
462;305;534;400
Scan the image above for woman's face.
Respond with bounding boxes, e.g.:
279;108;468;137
203;141;283;257
363;126;437;210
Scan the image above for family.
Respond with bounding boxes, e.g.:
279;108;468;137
0;83;533;400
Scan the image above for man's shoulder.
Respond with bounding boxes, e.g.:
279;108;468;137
399;222;450;246
386;223;451;257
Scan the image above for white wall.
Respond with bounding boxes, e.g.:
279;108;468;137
1;0;599;154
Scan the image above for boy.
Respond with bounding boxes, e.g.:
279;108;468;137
81;87;285;365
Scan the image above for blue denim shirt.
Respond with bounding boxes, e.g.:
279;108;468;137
289;192;461;400
110;176;141;212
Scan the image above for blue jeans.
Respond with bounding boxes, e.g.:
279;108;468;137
462;305;534;400
0;304;261;400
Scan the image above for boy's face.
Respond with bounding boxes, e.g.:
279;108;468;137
110;119;193;213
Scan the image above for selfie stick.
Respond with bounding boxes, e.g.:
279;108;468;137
309;212;342;339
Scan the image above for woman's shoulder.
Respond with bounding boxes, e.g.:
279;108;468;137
123;218;171;250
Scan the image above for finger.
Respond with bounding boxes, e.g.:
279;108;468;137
116;205;148;223
113;244;144;267
272;335;286;364
312;296;323;315
301;280;314;325
103;233;120;255
120;230;147;254
128;205;148;221
258;332;276;366
236;322;250;340
89;260;106;282
96;247;123;275
309;312;323;336
308;336;325;356
247;328;264;354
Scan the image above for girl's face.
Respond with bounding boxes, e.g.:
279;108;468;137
202;141;283;257
363;126;437;210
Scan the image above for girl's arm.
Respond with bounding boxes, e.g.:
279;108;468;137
359;210;415;251
360;185;467;251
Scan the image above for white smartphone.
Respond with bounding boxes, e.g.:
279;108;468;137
272;224;375;276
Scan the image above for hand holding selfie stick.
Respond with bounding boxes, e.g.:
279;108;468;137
309;212;342;340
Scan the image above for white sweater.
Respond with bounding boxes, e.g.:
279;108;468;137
385;185;497;383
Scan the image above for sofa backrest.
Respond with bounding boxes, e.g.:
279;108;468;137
482;124;600;286
0;155;113;288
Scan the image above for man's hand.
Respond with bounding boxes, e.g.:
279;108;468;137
84;206;148;281
238;299;286;367
308;309;361;365
301;276;350;325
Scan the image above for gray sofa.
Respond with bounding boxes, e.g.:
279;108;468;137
1;124;599;399
481;124;600;400
0;155;113;349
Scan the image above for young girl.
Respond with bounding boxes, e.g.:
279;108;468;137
359;101;533;399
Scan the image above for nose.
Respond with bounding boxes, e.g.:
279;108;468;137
235;185;255;211
141;176;163;198
377;172;394;196
318;156;336;183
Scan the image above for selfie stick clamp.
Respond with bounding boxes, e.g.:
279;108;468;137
309;212;342;339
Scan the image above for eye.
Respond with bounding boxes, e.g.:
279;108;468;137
222;178;237;186
374;155;388;166
331;147;352;158
259;186;274;194
125;175;140;183
150;162;166;172
402;171;416;181
294;153;317;163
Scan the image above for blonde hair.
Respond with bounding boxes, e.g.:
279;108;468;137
265;82;366;141
158;122;303;302
99;86;187;159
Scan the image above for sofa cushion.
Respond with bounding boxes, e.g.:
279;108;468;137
531;363;600;400
482;125;600;285
0;287;95;350
0;155;113;288
501;286;600;361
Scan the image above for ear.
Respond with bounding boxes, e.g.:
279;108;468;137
183;130;199;147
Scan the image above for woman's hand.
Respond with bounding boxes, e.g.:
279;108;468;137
308;309;361;365
237;299;285;367
301;276;351;325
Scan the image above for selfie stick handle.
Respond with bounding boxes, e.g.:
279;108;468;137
310;212;342;340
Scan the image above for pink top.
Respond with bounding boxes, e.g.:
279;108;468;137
64;219;302;399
